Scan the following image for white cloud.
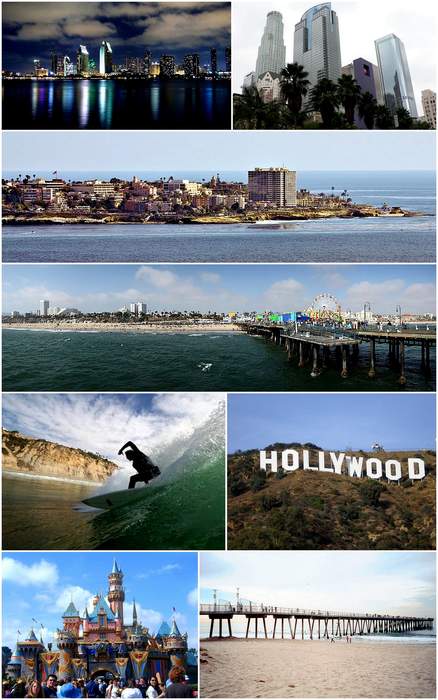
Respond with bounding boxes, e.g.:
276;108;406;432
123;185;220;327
262;278;306;310
53;585;93;615
187;588;198;607
124;601;163;632
2;558;59;588
201;272;221;284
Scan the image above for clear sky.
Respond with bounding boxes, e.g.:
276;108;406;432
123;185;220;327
233;0;436;115
227;393;436;452
200;551;435;618
2;393;224;488
2;551;198;652
2;130;435;172
3;263;436;314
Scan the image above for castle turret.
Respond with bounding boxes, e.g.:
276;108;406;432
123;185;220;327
62;600;81;638
6;644;23;680
83;607;90;634
132;599;138;627
17;629;45;680
108;559;125;624
163;614;188;668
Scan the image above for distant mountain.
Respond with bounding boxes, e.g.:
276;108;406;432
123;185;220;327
2;429;118;483
228;443;436;550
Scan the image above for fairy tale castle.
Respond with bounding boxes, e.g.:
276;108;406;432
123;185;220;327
7;560;196;684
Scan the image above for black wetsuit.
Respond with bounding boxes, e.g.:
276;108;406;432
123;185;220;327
120;442;160;489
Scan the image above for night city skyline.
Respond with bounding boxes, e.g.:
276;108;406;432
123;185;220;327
3;1;231;72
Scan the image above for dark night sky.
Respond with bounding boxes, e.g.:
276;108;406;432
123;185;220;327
2;2;231;71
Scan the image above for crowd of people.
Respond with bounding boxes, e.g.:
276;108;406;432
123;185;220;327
2;666;195;699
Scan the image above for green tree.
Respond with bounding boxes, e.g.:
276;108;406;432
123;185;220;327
358;91;378;129
396;107;414;129
280;62;310;127
359;480;386;507
374;105;394;129
233;87;281;129
337;74;362;126
310;78;340;128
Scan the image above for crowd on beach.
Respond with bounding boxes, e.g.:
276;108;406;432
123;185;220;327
3;666;196;699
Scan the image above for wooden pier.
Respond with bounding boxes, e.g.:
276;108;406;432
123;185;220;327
200;603;434;640
241;323;435;385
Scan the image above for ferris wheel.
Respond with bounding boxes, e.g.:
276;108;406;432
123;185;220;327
307;293;342;320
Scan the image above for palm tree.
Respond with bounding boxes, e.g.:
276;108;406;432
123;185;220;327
358;91;378;129
233;86;281;129
374;105;394;129
310;78;340;128
279;62;310;127
337;74;362;126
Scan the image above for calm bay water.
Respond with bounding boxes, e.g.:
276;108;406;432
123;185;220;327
3;171;434;262
2;79;231;129
3;330;435;392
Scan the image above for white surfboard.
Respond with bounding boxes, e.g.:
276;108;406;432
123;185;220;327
82;486;150;511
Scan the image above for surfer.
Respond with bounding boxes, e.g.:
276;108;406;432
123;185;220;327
118;441;161;489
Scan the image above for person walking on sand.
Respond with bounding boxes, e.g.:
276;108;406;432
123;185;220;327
118;441;161;489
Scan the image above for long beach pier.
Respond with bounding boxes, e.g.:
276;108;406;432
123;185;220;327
200;603;434;640
240;323;435;385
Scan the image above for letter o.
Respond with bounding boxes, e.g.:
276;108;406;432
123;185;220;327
385;460;402;482
366;458;382;479
282;449;300;471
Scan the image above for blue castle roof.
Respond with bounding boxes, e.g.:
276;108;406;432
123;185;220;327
169;618;182;637
89;595;115;622
156;621;171;637
63;601;80;618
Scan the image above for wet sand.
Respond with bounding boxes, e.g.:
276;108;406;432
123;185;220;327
200;639;436;698
5;322;240;333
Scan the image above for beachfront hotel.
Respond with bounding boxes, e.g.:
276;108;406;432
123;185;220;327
248;167;297;207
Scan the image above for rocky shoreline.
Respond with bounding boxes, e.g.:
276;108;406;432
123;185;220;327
2;205;422;227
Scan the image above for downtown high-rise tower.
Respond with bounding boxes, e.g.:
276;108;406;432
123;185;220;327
255;11;286;78
293;3;341;97
375;34;418;117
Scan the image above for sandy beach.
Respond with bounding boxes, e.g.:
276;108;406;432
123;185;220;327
4;321;240;333
200;639;436;698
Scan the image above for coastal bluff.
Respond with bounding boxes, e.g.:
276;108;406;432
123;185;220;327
2;429;118;483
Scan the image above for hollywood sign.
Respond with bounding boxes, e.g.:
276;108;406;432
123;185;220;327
259;449;427;482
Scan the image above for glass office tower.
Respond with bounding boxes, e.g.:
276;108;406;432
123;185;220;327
255;11;286;78
375;34;418;117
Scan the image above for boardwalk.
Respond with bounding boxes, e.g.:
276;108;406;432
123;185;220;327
241;323;435;385
200;603;434;640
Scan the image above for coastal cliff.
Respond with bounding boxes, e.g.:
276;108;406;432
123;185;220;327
2;429;118;483
228;443;436;550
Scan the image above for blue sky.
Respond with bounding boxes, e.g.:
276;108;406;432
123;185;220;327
200;552;436;618
227;394;436;452
3;130;435;172
2;551;198;652
2;393;224;489
3;264;436;314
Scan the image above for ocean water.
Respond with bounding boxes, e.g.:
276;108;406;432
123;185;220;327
2;329;435;392
2;79;231;130
2;408;225;551
3;171;434;263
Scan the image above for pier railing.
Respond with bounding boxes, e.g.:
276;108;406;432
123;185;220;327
199;604;430;621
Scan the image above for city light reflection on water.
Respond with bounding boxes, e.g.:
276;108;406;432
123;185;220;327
5;78;231;129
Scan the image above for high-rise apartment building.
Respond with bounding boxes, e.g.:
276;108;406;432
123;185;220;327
293;3;341;97
40;300;49;317
130;302;147;316
160;55;175;78
342;58;380;127
255;11;286;78
421;90;436;128
225;47;231;73
210;48;218;77
76;45;89;75
375;34;418;117
144;50;151;76
183;54;200;78
248;168;297;207
99;41;113;75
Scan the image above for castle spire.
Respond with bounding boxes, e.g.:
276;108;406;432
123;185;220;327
133;599;138;626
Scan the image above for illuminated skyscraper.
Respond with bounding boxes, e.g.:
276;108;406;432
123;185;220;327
144;50;151;76
99;41;113;75
375;34;418;117
183;54;200;78
225;47;231;73
76;45;89;75
293;3;341;96
160;55;175;78
255;11;286;78
210;48;218;77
